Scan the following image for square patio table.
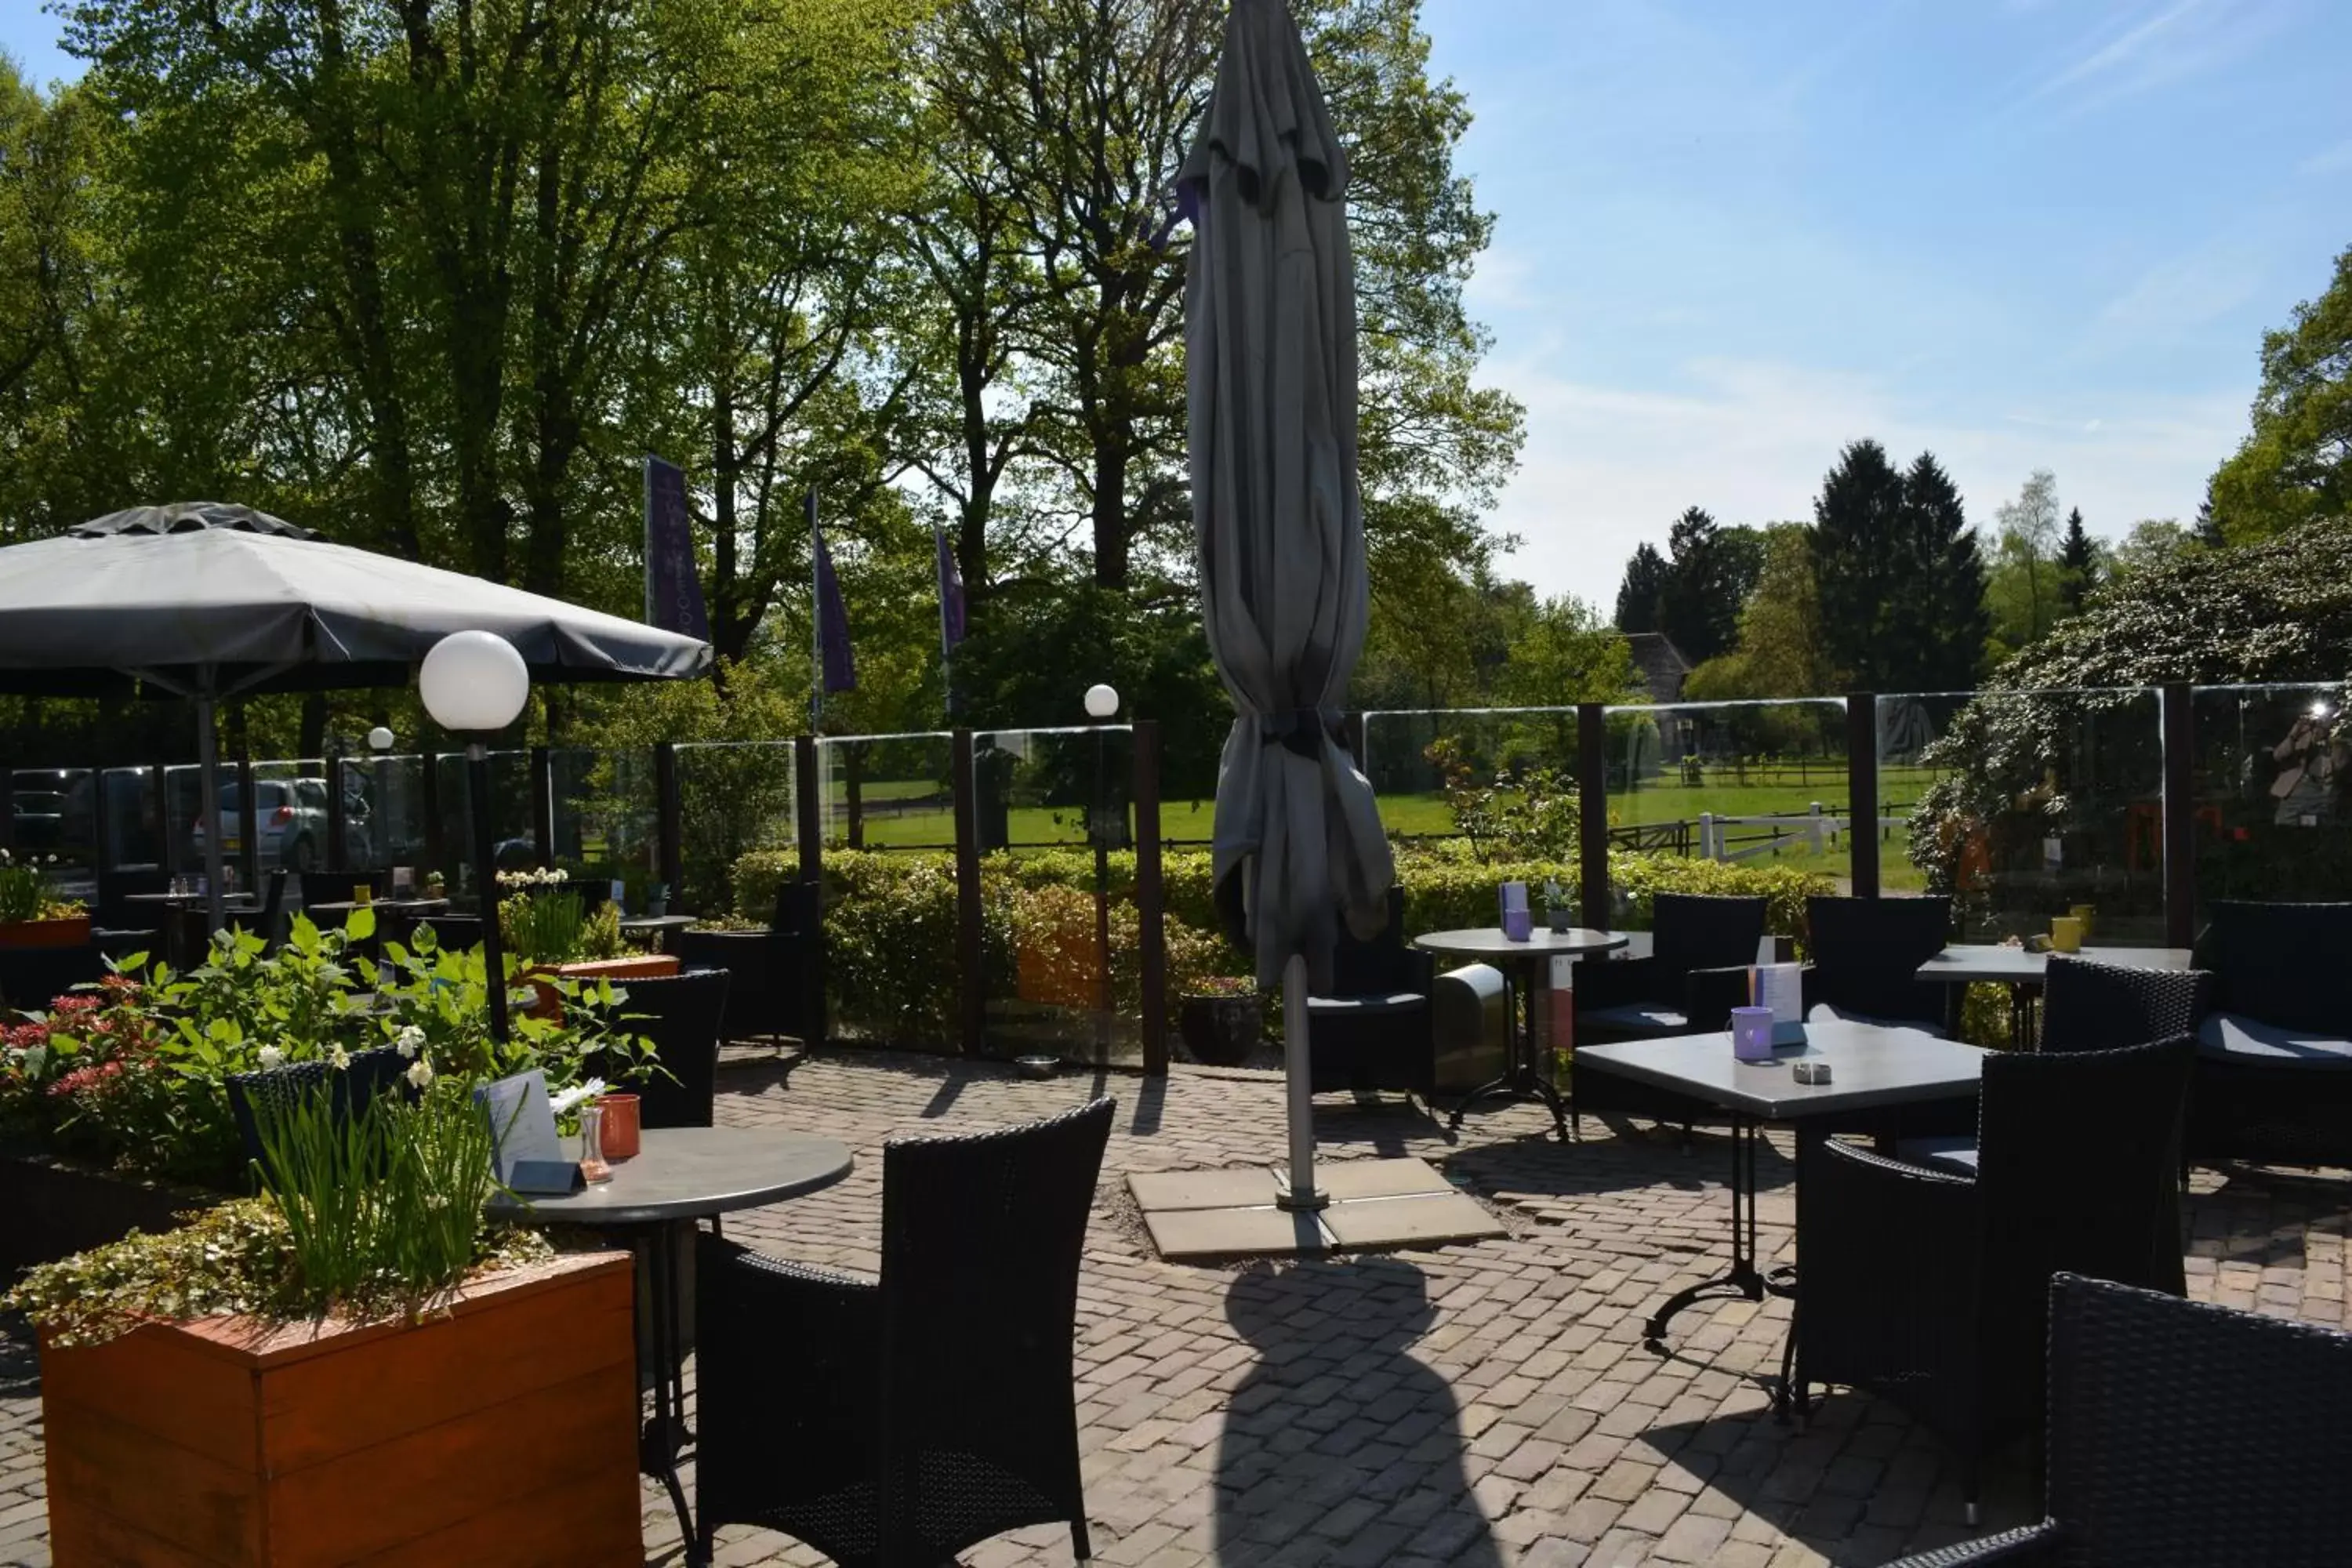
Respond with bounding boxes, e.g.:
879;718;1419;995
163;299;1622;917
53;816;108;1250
1577;1021;1987;1361
1916;944;2194;1048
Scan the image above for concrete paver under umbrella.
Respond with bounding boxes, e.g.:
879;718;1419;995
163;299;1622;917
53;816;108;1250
1182;0;1396;1214
0;502;710;930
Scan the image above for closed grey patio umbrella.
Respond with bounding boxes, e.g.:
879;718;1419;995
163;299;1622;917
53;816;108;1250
1183;0;1394;1210
0;502;711;929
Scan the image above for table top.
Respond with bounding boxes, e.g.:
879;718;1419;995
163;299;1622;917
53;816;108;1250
304;897;451;916
1576;1021;1987;1122
122;891;261;912
1915;944;2195;984
488;1125;852;1227
1414;927;1629;961
619;914;697;933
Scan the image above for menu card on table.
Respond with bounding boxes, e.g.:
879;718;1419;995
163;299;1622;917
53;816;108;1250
1751;963;1806;1046
476;1069;574;1192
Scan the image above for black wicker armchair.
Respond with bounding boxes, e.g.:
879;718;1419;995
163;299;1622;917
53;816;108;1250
1572;894;1766;1137
610;967;731;1129
1804;895;1952;1032
1307;887;1437;1098
1884;1272;2352;1567
224;1044;412;1181
2185;899;2352;1168
1793;1036;2194;1518
2038;953;2210;1054
693;1097;1114;1566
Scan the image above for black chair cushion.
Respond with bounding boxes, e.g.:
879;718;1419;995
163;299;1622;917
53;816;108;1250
2196;1011;2352;1067
1305;992;1425;1018
1578;1001;1690;1036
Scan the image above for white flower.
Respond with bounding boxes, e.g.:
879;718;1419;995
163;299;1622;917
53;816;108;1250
394;1025;426;1059
405;1058;434;1091
256;1045;285;1071
547;1076;609;1117
328;1046;352;1071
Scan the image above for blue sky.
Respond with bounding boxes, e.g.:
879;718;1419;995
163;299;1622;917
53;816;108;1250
8;2;2350;609
1424;0;2352;605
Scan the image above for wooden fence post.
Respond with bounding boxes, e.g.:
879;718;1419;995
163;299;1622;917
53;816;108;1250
952;728;986;1057
1134;720;1167;1075
2162;684;2196;949
1846;693;1880;898
1577;703;1610;928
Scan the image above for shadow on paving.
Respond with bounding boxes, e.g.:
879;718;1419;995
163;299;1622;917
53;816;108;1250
1638;1389;2035;1566
2191;1165;2352;1272
1216;1258;1501;1567
1442;1116;1798;1211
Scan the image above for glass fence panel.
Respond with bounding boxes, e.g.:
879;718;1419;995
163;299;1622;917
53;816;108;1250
1602;699;1849;895
1879;688;2166;944
1358;707;1583;849
158;764;241;887
547;747;658;895
675;741;797;919
10;769;94;891
816;731;954;851
2191;683;2352;911
342;753;434;874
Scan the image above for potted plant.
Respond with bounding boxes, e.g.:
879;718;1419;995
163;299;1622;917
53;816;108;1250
1178;975;1263;1067
9;1076;644;1563
499;869;678;1018
0;849;89;948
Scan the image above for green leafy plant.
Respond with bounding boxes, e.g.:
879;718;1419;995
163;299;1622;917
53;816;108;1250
1424;737;1580;863
497;879;626;964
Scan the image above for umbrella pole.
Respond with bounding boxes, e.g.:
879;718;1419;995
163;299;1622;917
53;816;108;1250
195;686;227;936
1276;952;1327;1211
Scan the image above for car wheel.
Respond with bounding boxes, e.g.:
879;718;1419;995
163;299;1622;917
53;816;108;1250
290;836;317;874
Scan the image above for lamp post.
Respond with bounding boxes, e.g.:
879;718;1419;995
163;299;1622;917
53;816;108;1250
1083;684;1120;1045
419;632;530;1043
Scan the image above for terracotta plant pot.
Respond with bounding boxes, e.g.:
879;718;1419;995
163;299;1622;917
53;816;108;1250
1178;993;1263;1067
0;915;92;949
597;1093;641;1160
41;1251;642;1565
521;953;681;1021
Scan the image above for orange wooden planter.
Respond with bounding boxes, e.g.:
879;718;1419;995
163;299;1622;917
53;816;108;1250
521;953;681;1020
0;915;92;949
41;1251;642;1566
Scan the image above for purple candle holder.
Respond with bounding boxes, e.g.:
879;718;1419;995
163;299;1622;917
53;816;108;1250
1731;1005;1776;1062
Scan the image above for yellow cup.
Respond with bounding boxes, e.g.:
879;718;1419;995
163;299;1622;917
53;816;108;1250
354;883;373;906
2069;903;2095;939
2049;916;2085;953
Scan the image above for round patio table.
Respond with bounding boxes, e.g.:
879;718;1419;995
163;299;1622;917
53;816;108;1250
492;1126;852;1566
1414;927;1628;1141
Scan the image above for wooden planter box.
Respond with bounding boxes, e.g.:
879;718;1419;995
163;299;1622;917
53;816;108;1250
0;1152;217;1277
0;914;92;949
522;952;681;1020
42;1250;642;1566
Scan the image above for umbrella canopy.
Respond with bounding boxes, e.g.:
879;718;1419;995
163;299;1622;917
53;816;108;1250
1182;0;1392;994
0;501;711;928
0;502;710;697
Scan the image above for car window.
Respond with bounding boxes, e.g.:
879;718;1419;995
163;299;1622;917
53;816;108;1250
295;779;327;808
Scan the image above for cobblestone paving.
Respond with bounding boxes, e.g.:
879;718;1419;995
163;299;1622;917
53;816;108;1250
2;1049;2346;1568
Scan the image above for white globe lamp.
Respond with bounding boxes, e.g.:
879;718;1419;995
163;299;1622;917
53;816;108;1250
1083;683;1120;721
419;630;530;735
366;725;395;753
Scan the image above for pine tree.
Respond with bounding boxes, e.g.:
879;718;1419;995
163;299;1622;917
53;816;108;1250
1656;506;1740;662
1810;440;1909;688
1811;441;1988;691
1613;543;1668;633
2058;506;2098;613
1899;452;1991;690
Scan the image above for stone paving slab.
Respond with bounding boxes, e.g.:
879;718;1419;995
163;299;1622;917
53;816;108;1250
2;1047;2346;1568
1290;1155;1454;1200
1320;1189;1509;1248
1144;1201;1335;1260
1129;1166;1284;1211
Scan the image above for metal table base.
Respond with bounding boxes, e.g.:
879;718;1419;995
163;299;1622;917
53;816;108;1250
1447;966;1571;1142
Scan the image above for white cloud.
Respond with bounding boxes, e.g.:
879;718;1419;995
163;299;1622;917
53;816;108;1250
1476;355;2249;609
2019;0;2291;115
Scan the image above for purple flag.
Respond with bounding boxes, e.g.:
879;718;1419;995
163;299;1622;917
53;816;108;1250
812;508;856;695
642;456;710;641
935;525;967;653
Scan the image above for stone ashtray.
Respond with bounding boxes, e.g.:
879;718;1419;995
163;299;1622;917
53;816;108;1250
1015;1054;1060;1080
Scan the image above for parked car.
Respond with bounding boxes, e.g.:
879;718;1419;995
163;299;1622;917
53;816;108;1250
191;778;352;873
10;788;66;851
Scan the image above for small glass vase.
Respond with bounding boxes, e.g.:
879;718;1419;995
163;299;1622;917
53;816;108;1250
578;1103;613;1184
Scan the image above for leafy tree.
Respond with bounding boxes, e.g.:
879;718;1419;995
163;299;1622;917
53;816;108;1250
1993;469;2063;645
1684;524;1838;701
2108;518;2194;582
2057;506;2100;613
1655;506;1742;663
1613;543;1667;633
2208;244;2352;543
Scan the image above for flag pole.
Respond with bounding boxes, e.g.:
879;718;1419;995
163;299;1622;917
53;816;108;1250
808;488;822;732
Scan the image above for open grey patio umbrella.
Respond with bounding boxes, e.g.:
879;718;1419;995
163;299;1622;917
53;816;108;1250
1182;0;1394;1211
0;502;711;929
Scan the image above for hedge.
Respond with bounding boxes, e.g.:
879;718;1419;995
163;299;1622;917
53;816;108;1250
724;842;1831;1048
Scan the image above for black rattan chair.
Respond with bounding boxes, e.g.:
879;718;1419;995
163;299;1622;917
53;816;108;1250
693;1097;1115;1566
1794;1036;2194;1518
2038;953;2209;1054
0;943;107;1014
1884;1272;2352;1566
224;1044;411;1183
1804;895;1952;1032
612;967;730;1129
1572;894;1766;1138
2185;899;2352;1168
677;929;778;1043
1306;887;1436;1098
